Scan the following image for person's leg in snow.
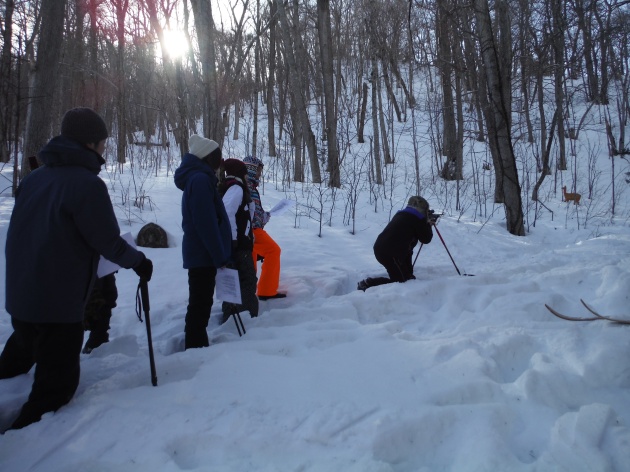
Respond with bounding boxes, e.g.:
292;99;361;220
0;318;35;379
82;273;118;354
184;267;216;349
252;228;285;299
7;319;83;430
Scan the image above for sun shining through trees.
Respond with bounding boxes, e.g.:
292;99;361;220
160;28;189;60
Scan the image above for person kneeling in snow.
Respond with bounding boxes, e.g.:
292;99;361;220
358;196;434;291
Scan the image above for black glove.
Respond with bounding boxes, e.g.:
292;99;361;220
133;254;153;281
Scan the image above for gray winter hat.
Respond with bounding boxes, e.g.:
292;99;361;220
408;196;429;215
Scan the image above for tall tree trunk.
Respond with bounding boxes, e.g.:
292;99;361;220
358;82;368;143
532;109;558;201
381;61;402;122
144;0;189;155
574;0;598;102
475;0;525;236
370;58;382;184
114;0;129;165
190;0;222;142
266;0;277;157
437;0;458;180
551;0;567;170
317;0;340;187
88;0;101;111
22;0;68;178
376;68;392;164
517;0;534;144
276;0;321;183
252;28;261;157
0;0;15;163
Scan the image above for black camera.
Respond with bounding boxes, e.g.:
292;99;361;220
429;209;442;223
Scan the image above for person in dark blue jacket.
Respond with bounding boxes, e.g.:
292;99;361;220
174;134;231;350
358;196;434;291
0;107;153;430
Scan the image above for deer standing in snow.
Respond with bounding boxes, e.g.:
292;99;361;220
562;186;581;205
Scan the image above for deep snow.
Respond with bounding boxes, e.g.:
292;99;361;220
1;119;629;471
0;159;630;472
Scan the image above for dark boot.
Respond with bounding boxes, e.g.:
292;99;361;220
184;329;209;350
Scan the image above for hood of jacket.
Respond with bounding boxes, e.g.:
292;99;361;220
38;135;105;174
400;206;426;221
175;153;217;190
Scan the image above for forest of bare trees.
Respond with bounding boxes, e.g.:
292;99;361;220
0;0;629;235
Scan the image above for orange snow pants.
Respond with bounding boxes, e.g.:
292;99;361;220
252;228;281;297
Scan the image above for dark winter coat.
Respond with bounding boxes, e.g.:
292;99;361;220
5;136;144;324
174;153;231;269
373;206;433;261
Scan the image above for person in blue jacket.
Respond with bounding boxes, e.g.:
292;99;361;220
174;134;231;350
0;107;153;430
358;196;434;291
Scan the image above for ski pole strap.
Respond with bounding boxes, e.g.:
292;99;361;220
135;279;152;322
135;282;144;322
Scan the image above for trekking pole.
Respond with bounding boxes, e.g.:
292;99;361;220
136;279;158;386
433;225;467;276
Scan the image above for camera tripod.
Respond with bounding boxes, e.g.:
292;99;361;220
413;215;473;276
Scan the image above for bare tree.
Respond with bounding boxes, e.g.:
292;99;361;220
551;0;567;170
474;0;525;236
0;0;16;163
21;0;68;178
190;0;223;142
370;58;383;184
266;0;278;157
436;0;461;181
275;0;321;183
317;0;340;187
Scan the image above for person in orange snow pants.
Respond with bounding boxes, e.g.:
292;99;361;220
252;227;281;297
243;156;286;300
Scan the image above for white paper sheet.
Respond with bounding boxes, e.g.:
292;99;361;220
269;198;294;216
97;232;136;278
215;267;242;304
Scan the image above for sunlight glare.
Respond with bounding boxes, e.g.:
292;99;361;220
161;29;189;60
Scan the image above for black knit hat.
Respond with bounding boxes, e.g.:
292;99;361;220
61;107;109;145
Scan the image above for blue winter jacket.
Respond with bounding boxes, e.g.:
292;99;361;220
5;136;145;324
174;153;231;269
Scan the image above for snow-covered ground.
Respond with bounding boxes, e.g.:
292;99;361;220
1;155;629;471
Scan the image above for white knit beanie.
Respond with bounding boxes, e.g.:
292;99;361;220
189;134;219;159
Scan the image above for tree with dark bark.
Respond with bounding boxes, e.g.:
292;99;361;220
474;0;525;236
21;0;68;179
